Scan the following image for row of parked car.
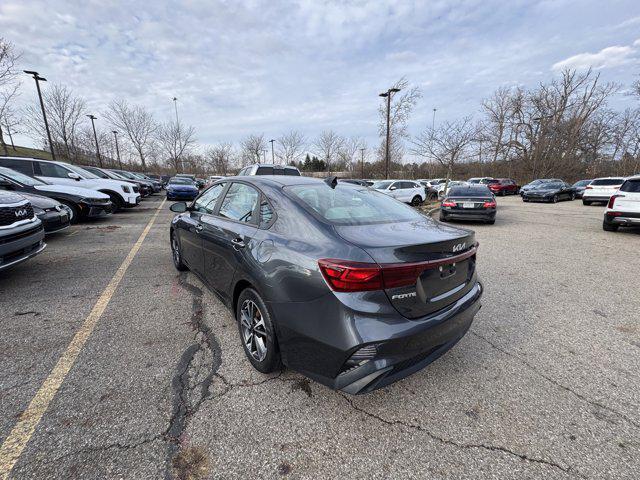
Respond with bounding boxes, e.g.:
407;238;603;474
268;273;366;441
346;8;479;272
0;155;164;272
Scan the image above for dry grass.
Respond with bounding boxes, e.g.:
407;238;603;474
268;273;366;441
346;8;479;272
172;446;210;480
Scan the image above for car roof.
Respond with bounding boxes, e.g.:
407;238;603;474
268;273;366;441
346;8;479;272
218;175;325;187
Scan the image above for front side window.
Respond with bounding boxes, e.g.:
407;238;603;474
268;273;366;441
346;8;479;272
219;183;259;223
193;183;225;213
36;162;72;178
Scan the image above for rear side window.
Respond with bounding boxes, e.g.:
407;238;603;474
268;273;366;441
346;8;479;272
259;198;275;228
256;166;274;175
219;183;259;223
591;178;624;186
287;184;423;225
285;168;300;176
620;179;640;193
194;183;225;213
0;158;34;176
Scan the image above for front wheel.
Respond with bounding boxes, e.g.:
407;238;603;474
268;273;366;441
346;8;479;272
411;195;423;206
552;195;559;203
171;233;188;271
59;200;80;224
237;288;281;373
570;193;575;201
106;193;124;212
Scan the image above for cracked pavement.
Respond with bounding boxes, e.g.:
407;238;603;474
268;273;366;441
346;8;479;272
0;195;638;479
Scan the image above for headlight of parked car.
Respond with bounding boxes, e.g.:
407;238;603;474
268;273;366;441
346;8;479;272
33;206;45;217
121;185;131;193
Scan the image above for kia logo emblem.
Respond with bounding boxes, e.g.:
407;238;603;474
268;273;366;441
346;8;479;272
452;242;466;252
15;209;28;218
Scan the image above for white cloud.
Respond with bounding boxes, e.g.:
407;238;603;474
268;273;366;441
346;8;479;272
552;41;640;71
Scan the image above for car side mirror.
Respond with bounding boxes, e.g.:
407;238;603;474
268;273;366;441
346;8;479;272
170;202;188;213
67;172;81;181
389;186;396;191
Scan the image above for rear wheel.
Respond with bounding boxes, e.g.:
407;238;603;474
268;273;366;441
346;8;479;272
582;200;591;206
411;195;423;206
171;233;188;271
486;219;496;225
237;288;281;373
603;221;619;232
439;213;448;222
59;200;80;224
523;197;529;202
499;190;505;196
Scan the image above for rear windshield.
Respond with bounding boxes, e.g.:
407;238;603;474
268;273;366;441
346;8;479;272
591;178;624;186
449;186;491;196
287;184;423;225
484;179;499;184
169;178;194;185
620;179;640;193
573;180;591;187
284;168;300;176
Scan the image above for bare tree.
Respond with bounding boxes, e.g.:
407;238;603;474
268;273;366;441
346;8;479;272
313;130;344;173
240;133;267;165
23;84;86;160
338;136;365;172
206;142;236;175
0;38;21;155
105;100;157;170
156;120;196;172
276;130;306;165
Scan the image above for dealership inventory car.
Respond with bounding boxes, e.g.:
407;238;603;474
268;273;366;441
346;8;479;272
572;179;592;199
440;185;496;224
0;157;139;211
467;177;494;184
169;176;482;394
13;192;70;234
519;178;563;196
582;177;626;205
0;191;46;271
435;180;468;198
522;181;575;203
602;175;640;231
106;169;155;197
238;164;301;176
166;177;199;200
484;178;519;196
0;166;112;223
80;166;147;197
372;179;426;205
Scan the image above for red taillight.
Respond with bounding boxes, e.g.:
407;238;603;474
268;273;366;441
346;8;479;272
318;259;383;292
441;200;456;207
585;185;593;190
482;201;496;208
607;194;623;209
319;244;478;292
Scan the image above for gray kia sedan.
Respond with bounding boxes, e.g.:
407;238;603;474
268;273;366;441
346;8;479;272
169;176;483;394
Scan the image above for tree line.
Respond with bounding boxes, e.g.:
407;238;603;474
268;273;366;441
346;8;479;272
1;37;639;181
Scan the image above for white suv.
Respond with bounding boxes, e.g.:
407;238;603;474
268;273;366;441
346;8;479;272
372;179;426;205
0;157;140;210
603;175;640;231
582;177;625;205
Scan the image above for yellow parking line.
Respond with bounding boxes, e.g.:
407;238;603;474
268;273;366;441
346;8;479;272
0;199;166;479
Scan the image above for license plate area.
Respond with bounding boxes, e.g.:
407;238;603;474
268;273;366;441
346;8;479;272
462;202;475;209
417;258;471;305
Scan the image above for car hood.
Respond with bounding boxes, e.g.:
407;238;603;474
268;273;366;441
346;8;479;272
0;191;27;204
34;184;111;199
14;192;60;209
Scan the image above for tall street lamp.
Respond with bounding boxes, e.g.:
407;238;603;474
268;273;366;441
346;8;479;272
360;147;365;178
262;149;267;162
432;108;437;129
24;70;56;160
269;139;276;164
379;87;400;179
172;97;180;124
112;130;123;169
87;114;102;167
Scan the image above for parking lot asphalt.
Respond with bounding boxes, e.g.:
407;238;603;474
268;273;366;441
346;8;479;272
0;194;638;479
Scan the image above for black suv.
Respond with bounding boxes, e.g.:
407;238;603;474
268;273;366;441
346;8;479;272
0;191;46;271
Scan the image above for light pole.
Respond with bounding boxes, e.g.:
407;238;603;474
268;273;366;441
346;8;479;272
172;97;180;124
24;70;56;160
379;87;400;179
360;147;365;178
87;114;102;167
112;130;122;169
269;139;275;164
262;149;267;162
432;108;437;129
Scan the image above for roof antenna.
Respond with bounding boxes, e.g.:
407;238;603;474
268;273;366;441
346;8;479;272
324;176;338;189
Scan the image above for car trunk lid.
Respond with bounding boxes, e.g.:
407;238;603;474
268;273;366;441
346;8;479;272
334;219;477;318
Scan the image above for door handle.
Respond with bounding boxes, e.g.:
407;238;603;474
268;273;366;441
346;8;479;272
231;237;245;250
195;223;203;233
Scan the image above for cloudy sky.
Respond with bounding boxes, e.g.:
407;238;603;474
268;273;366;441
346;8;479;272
1;0;639;152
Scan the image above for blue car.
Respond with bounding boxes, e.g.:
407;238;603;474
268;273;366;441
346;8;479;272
166;177;199;201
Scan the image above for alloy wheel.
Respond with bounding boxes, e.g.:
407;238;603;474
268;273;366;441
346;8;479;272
171;236;180;266
240;300;268;362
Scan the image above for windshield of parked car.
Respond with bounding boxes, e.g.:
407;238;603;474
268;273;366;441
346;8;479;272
168;178;195;185
0;167;48;186
590;178;624;186
63;163;100;179
620;179;640;192
372;180;393;189
287;184;423;225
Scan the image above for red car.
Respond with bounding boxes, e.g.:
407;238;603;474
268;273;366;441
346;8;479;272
484;178;519;196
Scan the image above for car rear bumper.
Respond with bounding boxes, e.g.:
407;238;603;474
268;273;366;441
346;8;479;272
0;222;46;271
269;281;482;394
583;195;611;202
605;212;640;225
442;209;495;221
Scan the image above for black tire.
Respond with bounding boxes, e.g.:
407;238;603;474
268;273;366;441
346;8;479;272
105;192;124;212
602;221;618;232
570;193;575;201
171;232;188;271
486;219;496;225
439;213;448;222
411;195;423;206
552;194;559;203
582;200;591;206
499;190;505;196
523;197;529;202
59;200;81;224
236;288;281;373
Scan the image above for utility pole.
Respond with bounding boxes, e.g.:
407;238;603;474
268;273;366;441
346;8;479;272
269;139;275;163
432;108;437;129
379;87;400;179
360;147;365;178
24;70;56;160
172;97;180;124
262;149;267;163
112;130;123;169
87;115;102;167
